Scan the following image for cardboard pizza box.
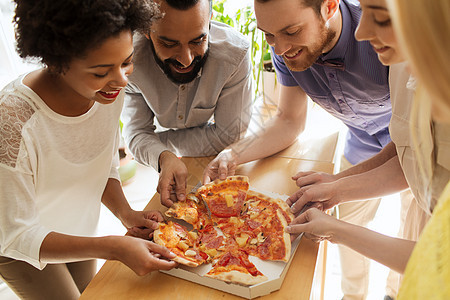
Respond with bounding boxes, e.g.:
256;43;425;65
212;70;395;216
160;188;302;299
160;235;302;299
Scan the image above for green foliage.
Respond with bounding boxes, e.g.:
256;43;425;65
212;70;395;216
212;1;271;99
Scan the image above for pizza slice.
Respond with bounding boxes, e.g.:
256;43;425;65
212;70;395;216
197;176;249;219
195;225;225;261
153;221;207;267
240;191;293;262
164;197;212;230
205;250;268;286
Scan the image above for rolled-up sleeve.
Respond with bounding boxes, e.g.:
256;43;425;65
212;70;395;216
121;84;171;170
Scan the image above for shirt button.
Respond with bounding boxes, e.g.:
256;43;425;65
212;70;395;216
180;85;186;91
338;99;344;103
379;104;385;108
178;115;184;120
329;73;334;78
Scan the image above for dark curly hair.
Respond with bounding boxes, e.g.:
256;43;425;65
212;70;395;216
165;0;212;13
13;0;161;73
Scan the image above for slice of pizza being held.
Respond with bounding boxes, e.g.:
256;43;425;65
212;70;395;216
153;221;207;267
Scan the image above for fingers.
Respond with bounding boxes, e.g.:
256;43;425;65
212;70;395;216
173;171;187;202
141;218;159;230
148;242;176;259
292;171;314;180
158;177;174;208
202;171;212;184
146;210;164;223
285;223;309;235
289;209;310;226
295;173;321;188
286;189;302;207
128;227;154;240
150;257;178;271
218;159;228;180
287;188;313;215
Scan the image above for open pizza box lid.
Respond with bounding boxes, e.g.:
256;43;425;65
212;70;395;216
160;189;303;299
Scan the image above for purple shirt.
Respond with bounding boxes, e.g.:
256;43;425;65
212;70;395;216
273;0;391;164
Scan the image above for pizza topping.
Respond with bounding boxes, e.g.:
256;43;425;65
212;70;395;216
185;249;197;257
188;231;198;240
246;219;262;230
177;240;190;251
235;233;249;247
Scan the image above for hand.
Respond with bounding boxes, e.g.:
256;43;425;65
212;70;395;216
292;171;336;188
287;171;339;215
285;208;340;243
113;236;177;276
158;151;188;207
202;149;237;184
287;181;339;215
122;210;164;240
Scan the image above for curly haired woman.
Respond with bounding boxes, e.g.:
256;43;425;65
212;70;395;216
0;1;176;299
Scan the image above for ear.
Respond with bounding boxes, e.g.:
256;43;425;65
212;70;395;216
321;0;340;21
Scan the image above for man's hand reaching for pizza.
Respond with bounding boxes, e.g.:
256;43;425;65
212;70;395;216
202;149;237;184
158;151;188;207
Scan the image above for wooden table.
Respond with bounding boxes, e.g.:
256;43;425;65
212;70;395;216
81;153;336;300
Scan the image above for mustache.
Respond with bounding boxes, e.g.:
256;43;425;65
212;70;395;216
164;56;202;68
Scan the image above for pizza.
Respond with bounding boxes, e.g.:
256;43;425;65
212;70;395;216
205;250;268;286
154;176;294;286
153;221;207;267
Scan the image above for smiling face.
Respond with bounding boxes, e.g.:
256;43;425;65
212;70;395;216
355;0;403;65
148;0;210;84
61;30;134;105
255;0;339;72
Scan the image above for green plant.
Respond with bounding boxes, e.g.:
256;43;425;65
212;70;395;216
212;1;272;99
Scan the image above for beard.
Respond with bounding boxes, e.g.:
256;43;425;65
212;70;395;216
282;23;336;72
149;40;209;84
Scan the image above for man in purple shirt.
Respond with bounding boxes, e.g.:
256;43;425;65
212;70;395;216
204;0;394;298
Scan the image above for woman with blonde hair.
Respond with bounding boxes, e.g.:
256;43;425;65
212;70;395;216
286;0;450;298
388;0;450;298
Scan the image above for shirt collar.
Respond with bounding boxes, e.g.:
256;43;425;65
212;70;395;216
320;0;352;62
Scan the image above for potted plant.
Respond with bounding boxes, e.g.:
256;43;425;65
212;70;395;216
212;1;277;104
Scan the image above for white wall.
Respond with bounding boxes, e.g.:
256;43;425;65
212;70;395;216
0;0;39;89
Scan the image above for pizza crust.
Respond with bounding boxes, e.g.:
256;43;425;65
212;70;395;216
276;209;291;263
171;255;200;267
273;198;295;223
205;270;268;286
197;175;249;194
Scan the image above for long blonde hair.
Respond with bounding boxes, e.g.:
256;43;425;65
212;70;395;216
388;0;450;203
388;0;450;120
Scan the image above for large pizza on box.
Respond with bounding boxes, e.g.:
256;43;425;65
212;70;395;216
154;176;294;286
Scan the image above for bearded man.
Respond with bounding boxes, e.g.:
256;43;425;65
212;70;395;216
121;0;252;208
204;1;392;299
